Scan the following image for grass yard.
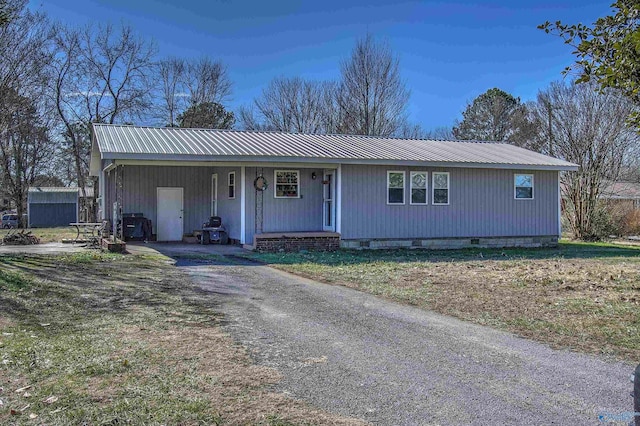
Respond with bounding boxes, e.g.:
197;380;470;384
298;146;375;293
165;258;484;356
0;252;362;425
246;241;640;363
0;227;78;243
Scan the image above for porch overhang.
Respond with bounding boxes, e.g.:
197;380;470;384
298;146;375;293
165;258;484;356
104;159;340;169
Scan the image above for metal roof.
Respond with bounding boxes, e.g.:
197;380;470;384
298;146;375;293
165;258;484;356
28;187;79;204
92;124;578;171
28;187;94;197
601;181;640;199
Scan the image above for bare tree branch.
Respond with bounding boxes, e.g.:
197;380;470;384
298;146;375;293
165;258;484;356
337;34;409;136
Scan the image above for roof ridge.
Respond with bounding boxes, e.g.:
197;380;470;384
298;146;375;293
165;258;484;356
92;123;507;144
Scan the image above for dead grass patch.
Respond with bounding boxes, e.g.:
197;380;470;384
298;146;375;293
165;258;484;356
247;243;640;362
0;253;364;425
0;227;78;244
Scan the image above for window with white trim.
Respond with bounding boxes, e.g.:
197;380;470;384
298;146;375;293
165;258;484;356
410;171;428;205
387;171;405;204
515;174;534;199
432;172;450;205
228;172;236;199
275;170;300;198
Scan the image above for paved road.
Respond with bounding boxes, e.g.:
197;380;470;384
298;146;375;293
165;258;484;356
179;258;634;425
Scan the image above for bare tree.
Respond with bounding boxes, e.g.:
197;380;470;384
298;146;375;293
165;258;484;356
237;105;268;131
397;122;426;139
157;56;232;127
336;34;409;136
249;77;336;133
0;0;49;102
0;89;55;226
0;0;18;27
49;22;156;218
424;126;454;140
158;57;187;127
0;0;53;224
185;56;232;106
535;81;639;239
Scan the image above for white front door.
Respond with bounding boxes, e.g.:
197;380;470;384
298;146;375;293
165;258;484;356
323;170;335;231
211;174;218;216
157;187;184;241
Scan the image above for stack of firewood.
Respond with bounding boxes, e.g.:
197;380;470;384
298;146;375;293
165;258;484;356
2;229;40;245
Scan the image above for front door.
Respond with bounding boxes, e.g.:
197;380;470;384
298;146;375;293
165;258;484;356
323;170;335;231
157;187;184;241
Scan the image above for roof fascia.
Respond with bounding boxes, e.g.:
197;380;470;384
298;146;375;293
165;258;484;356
102;154;579;171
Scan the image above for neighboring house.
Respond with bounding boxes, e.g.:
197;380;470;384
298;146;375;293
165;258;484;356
600;181;640;210
27;187;94;227
89;124;578;250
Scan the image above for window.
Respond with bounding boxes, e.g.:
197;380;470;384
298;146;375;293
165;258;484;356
410;171;428;205
228;172;236;199
387;171;405;204
432;172;450;205
275;170;300;198
515;174;534;199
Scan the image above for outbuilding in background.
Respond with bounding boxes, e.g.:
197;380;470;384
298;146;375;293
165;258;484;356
27;187;79;228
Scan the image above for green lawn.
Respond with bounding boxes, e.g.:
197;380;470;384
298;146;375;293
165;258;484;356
245;241;640;362
0;252;361;425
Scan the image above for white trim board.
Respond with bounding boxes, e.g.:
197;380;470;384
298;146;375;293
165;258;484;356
240;166;246;244
336;164;342;234
100;156;578;171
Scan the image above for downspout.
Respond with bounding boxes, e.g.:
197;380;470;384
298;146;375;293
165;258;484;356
558;170;562;239
336;164;342;235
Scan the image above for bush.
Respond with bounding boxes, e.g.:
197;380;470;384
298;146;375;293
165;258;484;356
590;205;621;239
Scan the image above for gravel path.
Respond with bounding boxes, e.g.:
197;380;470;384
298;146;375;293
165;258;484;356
179;258;634;426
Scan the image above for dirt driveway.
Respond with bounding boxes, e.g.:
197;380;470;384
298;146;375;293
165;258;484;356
178;257;632;426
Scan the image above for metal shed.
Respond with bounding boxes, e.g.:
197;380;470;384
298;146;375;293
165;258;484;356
28;187;79;228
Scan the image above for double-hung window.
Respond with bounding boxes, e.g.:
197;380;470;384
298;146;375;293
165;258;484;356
275;170;300;198
387;171;405;204
410;171;428;205
228;172;236;199
514;174;534;199
432;172;450;205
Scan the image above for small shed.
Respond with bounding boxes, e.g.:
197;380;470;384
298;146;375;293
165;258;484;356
28;187;79;227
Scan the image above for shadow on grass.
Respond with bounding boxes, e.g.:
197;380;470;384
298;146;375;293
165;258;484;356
0;253;222;333
244;241;640;267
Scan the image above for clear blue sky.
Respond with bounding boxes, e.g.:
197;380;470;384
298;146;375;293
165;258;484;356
31;0;610;131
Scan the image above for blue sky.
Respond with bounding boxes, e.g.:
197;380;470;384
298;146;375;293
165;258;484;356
31;0;610;131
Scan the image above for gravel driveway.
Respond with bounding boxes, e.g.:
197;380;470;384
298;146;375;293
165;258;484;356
179;258;634;425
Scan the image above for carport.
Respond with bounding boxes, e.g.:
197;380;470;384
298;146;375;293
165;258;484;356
28;187;79;227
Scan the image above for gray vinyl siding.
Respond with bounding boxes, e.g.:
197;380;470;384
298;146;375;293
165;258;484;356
214;167;241;239
103;166;241;240
340;165;558;240
102;163;560;244
28;203;77;227
244;167;324;244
